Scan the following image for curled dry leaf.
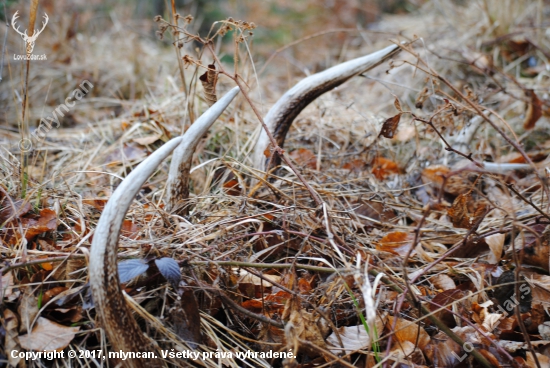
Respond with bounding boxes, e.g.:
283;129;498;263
513;224;550;272
484;233;505;264
421;165;450;188
430;274;456;291
18;317;80;351
4;309;21;367
199;63;218;106
223;179;242;196
289;148;317;169
379;114;401;139
19;208;57;240
376;231;415;257
415;86;429;109
447;192;488;229
326;313;386;355
371;157;399;180
389;340;427;365
386;316;430;350
133;133;162;146
393;97;403;113
523;89;542;130
0;198;31;223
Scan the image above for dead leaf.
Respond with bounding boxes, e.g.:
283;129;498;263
389;340;426;365
18;317;80;351
4;309;21;367
223;179;242;196
415;86;429;109
0;198;31;223
371;157;399;180
199;64;218;106
523;89;542;130
386;316;430;350
514;224;550;272
376;231;415;257
485;233;505;264
17;208;57;240
447;192;488;229
120;220;141;240
133;133;162;146
352;199;396;226
327;314;386;355
421;165;450;188
289;148;317;169
105;145;146;165
18;287;39;333
379;114;401;139
2;272;19;302
431;274;456;291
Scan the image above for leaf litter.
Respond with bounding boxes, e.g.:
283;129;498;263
1;1;550;367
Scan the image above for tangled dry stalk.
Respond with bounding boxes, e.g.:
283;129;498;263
1;1;550;367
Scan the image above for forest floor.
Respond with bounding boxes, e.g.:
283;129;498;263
2;0;550;367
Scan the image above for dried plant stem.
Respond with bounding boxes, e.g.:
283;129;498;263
368;269;494;368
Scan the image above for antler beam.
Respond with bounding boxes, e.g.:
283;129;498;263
252;44;401;171
90;87;239;367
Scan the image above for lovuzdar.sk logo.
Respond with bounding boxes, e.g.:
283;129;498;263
11;10;48;61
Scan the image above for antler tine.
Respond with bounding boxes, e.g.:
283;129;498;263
11;11;25;36
33;13;49;38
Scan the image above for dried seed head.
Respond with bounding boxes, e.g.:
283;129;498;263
154;15;162;22
184;15;193;24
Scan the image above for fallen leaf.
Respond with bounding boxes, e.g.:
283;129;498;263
105;145;146;165
371;157;399;180
20;208;57;240
223;179;242;196
0;198;31;223
421;165;450;188
327;314;386;355
289;148;317;169
523;89;542;130
18;287;39;333
133;133;162;146
376;231;415;257
485;233;505;264
4;309;21;367
379;114;401;139
386;316;430;350
121;220;141;240
447;192;487;229
430;274;456;291
18;317;80;351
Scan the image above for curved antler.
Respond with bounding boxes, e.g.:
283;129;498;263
11;11;25;37
251;44;401;171
166;87;240;213
31;13;49;39
90;88;239;367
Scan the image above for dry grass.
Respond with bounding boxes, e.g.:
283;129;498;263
1;0;550;367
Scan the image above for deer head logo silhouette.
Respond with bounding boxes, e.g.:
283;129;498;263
11;11;49;55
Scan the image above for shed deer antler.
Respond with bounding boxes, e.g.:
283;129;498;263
89;87;239;367
251;44;402;172
11;11;49;54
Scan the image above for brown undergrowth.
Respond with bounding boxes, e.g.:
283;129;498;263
1;0;550;367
